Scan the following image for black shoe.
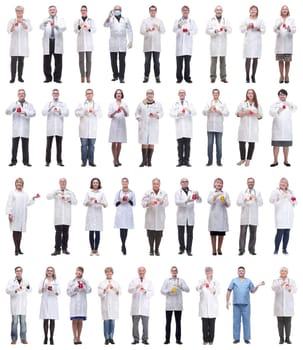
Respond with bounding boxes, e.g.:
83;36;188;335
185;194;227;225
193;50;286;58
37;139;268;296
81;163;86;167
62;250;70;255
270;162;278;167
44;338;48;344
24;163;32;167
112;77;118;81
9;162;17;166
143;77;149;83
149;251;154;256
155;251;160;256
285;338;292;344
46;163;50;167
251;76;256;83
217;162;223;166
164;340;170;344
176;162;183;167
51;250;60;256
209;342;213;345
238;252;244;256
185;162;192;167
283;250;288;255
109;339;115;344
246;77;250;83
18;250;24;255
44;80;52;83
178;250;184;255
185;79;192;83
131;340;139;345
57;162;64;166
233;340;240;344
176;80;182;83
249;252;256;255
244;340;250;344
50;337;54;345
10;79;15;83
142;340;149;345
206;162;212;166
89;163;96;167
176;340;183;344
105;339;110;345
279;338;284;344
284;162;291;167
186;251;192;256
54;80;62;83
18;78;24;83
156;77;161;83
221;79;228;83
122;246;127;255
119;79;125;83
15;251;18;256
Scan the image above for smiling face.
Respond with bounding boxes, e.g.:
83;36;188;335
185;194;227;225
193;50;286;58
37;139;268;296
279;178;288;191
280;267;288;279
212;89;220;100
80;6;87;16
182;7;189;19
138;267;146;279
92;179;100;190
146;90;154;102
15;267;23;279
281;6;289;17
149;6;157;17
246;89;255;102
48;6;57;17
59;178;67;191
105;270;113;279
15;179;24;191
249;6;258;18
18;89;26;102
152;179;160;192
278;92;287;102
122;178;129;190
247;178;255;190
171;267;178;278
75;268;83;279
46;267;54;278
215;6;223;17
214;179;223;191
238;268;245;278
178;89;186;101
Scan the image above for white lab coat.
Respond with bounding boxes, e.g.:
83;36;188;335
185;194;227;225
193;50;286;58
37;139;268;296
207;190;230;232
206;16;232;56
140;17;165;52
160;277;190;311
173;18;198;56
6;278;32;315
274;17;296;54
108;101;129;143
104;16;133;52
269;101;297;141
175;188;201;226
7;18;32;57
128;278;154;316
272;278;297;316
38;279;60;320
269;189;296;229
170;100;196;139
83;190;107;231
114;189;136;229
236;189;263;225
236;102;263;142
40;16;66;54
74;17;96;52
6;190;35;231
67;279;92;318
196;279;220;318
75;100;102;139
240;17;266;58
98;279;121;320
46;189;77;225
142;189;168;230
135;100;163;144
42;100;69;137
203;100;229;133
6;101;36;138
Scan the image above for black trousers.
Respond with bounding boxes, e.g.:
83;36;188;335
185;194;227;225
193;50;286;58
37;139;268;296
46;136;62;164
165;310;182;342
110;52;126;80
11;137;29;165
178;225;194;253
277;317;291;340
144;51;160;78
239;141;255;160
176;55;191;82
202;318;216;343
11;56;24;80
13;231;22;253
43;39;63;81
147;230;162;253
54;225;69;251
177;137;191;164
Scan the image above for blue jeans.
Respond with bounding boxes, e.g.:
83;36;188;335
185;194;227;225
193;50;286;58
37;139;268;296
104;319;115;340
11;315;27;341
80;138;96;165
233;304;250;341
274;229;290;253
207;132;222;164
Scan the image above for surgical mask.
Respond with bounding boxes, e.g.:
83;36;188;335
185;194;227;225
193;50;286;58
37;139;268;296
114;10;121;17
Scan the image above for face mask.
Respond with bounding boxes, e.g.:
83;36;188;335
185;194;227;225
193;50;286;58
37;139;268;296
114;10;121;17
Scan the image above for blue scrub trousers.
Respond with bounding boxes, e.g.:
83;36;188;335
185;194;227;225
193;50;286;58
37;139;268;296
233;304;251;341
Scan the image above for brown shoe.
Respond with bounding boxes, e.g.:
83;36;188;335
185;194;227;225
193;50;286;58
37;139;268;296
86;78;91;83
11;340;17;344
21;339;28;344
81;77;85;83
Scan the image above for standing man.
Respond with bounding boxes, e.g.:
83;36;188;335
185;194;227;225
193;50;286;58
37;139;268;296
140;5;165;83
175;178;201;256
173;6;198;83
40;5;66;83
6;89;36;167
6;266;32;344
104;5;133;83
161;266;190;345
236;178;263;256
226;266;265;344
75;89;102;167
46;178;77;256
42;89;69;167
128;267;154;345
206;5;231;83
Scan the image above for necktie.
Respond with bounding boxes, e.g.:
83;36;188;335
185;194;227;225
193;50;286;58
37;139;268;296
51;16;55;39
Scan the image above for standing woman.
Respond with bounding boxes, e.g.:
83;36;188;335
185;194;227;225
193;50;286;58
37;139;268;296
240;5;265;83
236;89;263;166
83;178;108;256
108;89;129;167
207;178;230;255
114;177;136;255
39;266;60;345
274;6;296;83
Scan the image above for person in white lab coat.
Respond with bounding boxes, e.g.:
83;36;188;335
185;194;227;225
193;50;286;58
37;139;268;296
75;88;102;167
6;266;32;344
240;5;265;83
175;177;201;255
269;89;297;167
40;5;66;83
272;267;297;344
108;89;129;167
47;178;77;256
269;178;297;254
67;267;92;345
203;88;229;166
236;177;263;255
74;5;96;83
170;89;196;167
140;5;165;83
7;6;32;83
42;88;69;167
6;89;36;167
83;178;108;256
39;266;60;345
142;178;168;256
173;5;198;83
98;267;121;344
128;267;154;345
135;89;163;167
236;89;263;167
104;5;133;83
274;6;296;83
206;5;231;83
196;267;220;345
114;177;136;255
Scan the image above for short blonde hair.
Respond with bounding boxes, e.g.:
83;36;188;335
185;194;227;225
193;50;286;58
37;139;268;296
15;6;24;12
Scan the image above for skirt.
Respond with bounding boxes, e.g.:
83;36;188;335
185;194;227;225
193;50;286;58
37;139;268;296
276;54;292;62
271;140;292;147
210;231;226;236
70;316;87;321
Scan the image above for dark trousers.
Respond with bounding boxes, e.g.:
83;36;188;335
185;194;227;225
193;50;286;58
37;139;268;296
43;39;62;82
11;137;29;165
89;231;100;250
277;317;291;340
147;230;162;253
178;225;194;253
110;52;126;80
177;138;191;164
13;231;22;253
120;228;128;252
46;136;62;164
54;225;69;251
144;51;160;78
207;132;222;164
11;56;24;80
202;318;216;343
176;55;191;82
165;310;182;342
239;225;257;254
239;141;255;160
274;229;290;253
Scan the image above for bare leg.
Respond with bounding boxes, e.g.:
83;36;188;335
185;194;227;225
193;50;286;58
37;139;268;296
116;142;122;165
273;146;279;164
278;61;284;82
285;62;290;82
72;320;78;343
211;236;217;255
218;236;224;254
112;143;117;166
283;147;289;164
78;321;83;342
